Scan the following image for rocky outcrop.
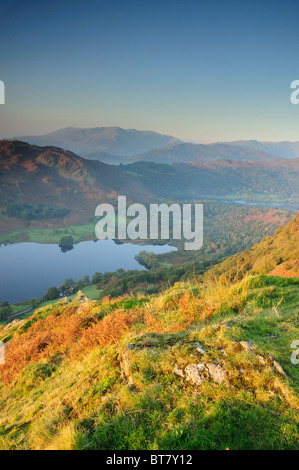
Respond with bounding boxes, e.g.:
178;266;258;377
273;360;288;379
239;341;288;379
120;343;137;382
184;364;207;386
206;363;226;384
174;361;226;386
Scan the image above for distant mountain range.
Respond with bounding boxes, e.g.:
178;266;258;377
130;142;279;164
13;126;299;164
221;140;299;159
14;127;181;159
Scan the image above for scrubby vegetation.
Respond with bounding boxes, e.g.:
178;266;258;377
209;210;299;280
0;273;298;450
5;203;70;221
122;160;299;202
0;211;298;450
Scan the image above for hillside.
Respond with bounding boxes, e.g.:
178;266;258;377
122;158;299;202
14;127;181;158
210;211;299;279
131;142;279;164
0;217;298;450
225;140;299;159
0;140;155;234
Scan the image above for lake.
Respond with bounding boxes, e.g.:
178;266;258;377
0;240;176;303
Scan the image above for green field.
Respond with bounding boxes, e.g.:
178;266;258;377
0;215;129;245
0;222;96;245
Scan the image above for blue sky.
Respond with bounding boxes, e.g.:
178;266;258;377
0;0;299;142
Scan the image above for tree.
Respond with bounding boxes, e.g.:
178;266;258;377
59;236;74;253
75;280;85;291
0;304;12;320
92;272;103;284
60;278;75;290
43;287;60;301
83;275;90;285
30;298;39;308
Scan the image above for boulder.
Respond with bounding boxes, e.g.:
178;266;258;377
257;355;267;366
120;349;132;379
185;364;206;386
193;342;205;354
173;364;185;378
239;341;254;352
174;361;226;386
273;360;287;379
206;363;226;384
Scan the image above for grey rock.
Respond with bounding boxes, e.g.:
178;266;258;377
185;364;206;386
173;364;185;378
240;341;254;352
128;376;134;388
273;360;287;379
206;363;226;384
257;355;267;366
194;342;205;354
120;350;132;379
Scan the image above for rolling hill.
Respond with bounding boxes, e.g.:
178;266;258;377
122;158;299;202
223;140;299;159
131;142;279;163
0;140;155;233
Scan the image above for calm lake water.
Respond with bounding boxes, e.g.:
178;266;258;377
0;240;176;303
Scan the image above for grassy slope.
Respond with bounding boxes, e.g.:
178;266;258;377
209;211;299;279
0;285;102;327
0;212;298;450
0;275;298;450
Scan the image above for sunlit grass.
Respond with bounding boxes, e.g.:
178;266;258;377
0;275;298;450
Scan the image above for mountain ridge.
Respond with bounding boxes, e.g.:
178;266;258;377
13;127;181;158
131;142;280;163
220;140;299;159
12;127;287;164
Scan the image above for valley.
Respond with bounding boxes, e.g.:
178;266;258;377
0;138;297;322
2;0;299;452
0;212;298;450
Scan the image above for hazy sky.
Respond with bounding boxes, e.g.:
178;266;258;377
1;0;299;142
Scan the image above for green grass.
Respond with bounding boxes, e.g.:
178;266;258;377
68;284;102;301
0;222;96;245
0;215;130;245
10;303;30;315
25;284;102;317
0;275;298;450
